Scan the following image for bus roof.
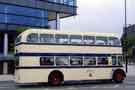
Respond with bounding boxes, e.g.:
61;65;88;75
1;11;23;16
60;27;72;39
20;28;118;37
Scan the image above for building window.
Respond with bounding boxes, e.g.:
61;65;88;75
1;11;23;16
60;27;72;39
55;56;69;65
40;56;54;65
48;0;76;6
83;36;95;45
55;34;69;44
70;56;83;65
40;34;54;43
27;33;38;43
83;56;96;65
95;36;108;45
97;57;108;65
0;4;5;13
0;14;5;23
70;35;82;44
0;3;48;27
6;5;48;18
6;15;48;27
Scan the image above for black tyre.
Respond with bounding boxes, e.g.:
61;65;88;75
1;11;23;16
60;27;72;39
48;72;62;85
113;71;125;83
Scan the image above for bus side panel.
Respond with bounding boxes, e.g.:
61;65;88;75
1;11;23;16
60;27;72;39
17;45;122;55
63;68;113;81
15;68;113;83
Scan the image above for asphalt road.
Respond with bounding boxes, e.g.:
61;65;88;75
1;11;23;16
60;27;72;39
1;76;135;90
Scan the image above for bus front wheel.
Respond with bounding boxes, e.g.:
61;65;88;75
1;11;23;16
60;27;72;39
48;71;63;85
113;70;125;83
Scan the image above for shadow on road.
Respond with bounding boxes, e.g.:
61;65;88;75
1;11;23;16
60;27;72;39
16;80;121;89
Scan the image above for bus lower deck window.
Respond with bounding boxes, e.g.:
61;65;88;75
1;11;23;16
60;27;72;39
55;56;69;65
40;56;54;65
97;57;108;65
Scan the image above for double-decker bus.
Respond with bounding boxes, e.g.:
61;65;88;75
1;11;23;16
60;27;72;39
15;29;126;85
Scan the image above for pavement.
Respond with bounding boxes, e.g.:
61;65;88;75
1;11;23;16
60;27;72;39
0;75;14;81
126;65;135;76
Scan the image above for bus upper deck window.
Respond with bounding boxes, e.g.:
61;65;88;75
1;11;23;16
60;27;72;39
15;36;21;44
27;33;38;43
83;36;95;45
70;35;82;44
40;34;54;43
55;34;69;44
108;37;121;46
95;36;107;45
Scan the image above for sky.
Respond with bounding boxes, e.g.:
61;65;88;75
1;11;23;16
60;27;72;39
61;0;135;37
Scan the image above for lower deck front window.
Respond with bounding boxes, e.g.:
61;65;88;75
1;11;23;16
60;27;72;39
112;56;123;66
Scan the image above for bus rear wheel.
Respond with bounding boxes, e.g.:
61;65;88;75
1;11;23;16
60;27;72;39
113;71;125;83
48;72;63;85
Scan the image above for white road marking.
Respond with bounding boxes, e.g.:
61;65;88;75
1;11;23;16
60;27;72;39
126;81;135;84
67;87;77;90
113;85;120;88
125;86;135;88
90;85;120;89
91;85;98;88
0;86;10;88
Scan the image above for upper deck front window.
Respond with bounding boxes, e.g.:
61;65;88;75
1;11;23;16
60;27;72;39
27;33;38;43
108;37;121;46
15;36;21;44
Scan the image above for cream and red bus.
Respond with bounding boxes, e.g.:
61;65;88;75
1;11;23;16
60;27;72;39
15;29;126;85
